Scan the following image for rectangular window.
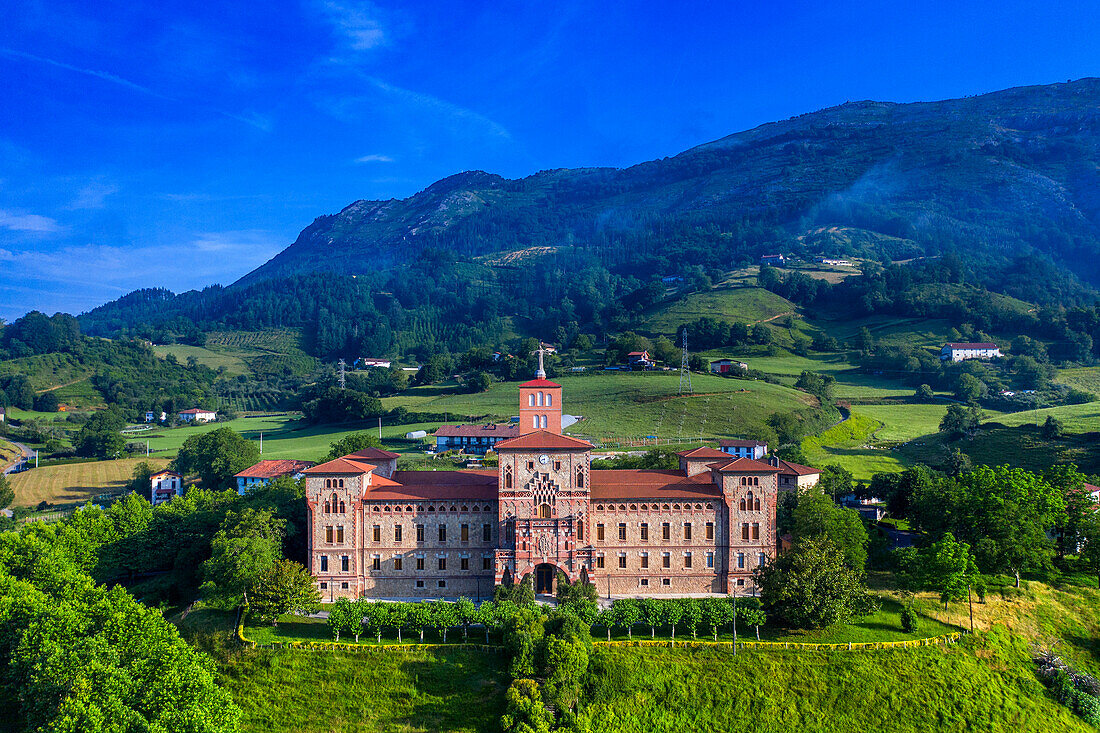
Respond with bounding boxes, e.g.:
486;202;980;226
439;525;447;542
416;524;425;542
416;579;425;588
483;524;492;542
685;552;692;569
372;556;380;570
416;557;425;571
438;557;447;571
640;578;649;587
641;553;649;569
738;553;745;569
662;522;671;541
461;557;469;570
320;555;328;572
461;524;469;542
483;557;492;570
752;522;760;540
341;582;348;589
596;555;605;569
395;525;403;542
394;557;403;570
372;525;381;542
662;578;671;586
337;526;345;543
684;523;692;540
618;554;627;569
325;526;333;543
320;582;328;589
640;523;649;541
618;523;627;541
759;552;767;567
737;578;745;587
706;522;714;540
742;523;750;541
706;552;714;569
438;580;447;588
554;461;561;471
662;552;671;569
341;556;349;572
597;523;605;541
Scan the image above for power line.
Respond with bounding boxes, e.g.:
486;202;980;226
679;327;693;396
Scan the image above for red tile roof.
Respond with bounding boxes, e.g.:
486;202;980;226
366;470;499;501
494;430;593;451
519;378;561;388
151;470;181;478
435;423;519;438
718;439;767;448
676;447;729;460
179;408;215;414
774;459;820;476
346;447;401;461
708;457;778;473
590;470;722;500
944;342;998;349
302;458;378;475
235;460;316;479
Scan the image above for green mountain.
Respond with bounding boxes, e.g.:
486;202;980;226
241;78;1100;290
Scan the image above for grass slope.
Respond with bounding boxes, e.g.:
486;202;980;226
638;286;797;336
385;372;816;442
8;456;170;508
801;411;905;480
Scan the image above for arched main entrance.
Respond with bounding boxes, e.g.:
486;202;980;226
534;563;558;594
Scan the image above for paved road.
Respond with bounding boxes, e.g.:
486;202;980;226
2;441;34;475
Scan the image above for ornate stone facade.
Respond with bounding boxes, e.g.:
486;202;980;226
305;374;791;599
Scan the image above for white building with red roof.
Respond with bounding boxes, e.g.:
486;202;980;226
178;408;217;423
305;361;812;601
235;459;317;495
150;470;183;506
940;342;1002;362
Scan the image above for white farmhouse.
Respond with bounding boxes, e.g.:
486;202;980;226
150;470;184;506
940;342;1001;362
179;408;217;422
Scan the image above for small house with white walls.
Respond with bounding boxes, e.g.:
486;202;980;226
940;343;1001;362
234;459;317;495
150;470;184;506
179;408;217;423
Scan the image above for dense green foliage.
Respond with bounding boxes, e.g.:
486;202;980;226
173;427;261;491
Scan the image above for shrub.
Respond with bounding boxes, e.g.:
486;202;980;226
900;604;919;634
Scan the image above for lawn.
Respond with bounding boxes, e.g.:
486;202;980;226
7;456;170;508
856;403;952;442
986;400;1100;433
153;344;253;376
384;372;817;443
801;411;907;480
638;286;797;336
1055;367;1100;398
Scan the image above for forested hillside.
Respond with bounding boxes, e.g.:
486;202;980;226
73;79;1100;361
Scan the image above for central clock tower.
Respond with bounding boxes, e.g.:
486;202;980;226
494;370;592;592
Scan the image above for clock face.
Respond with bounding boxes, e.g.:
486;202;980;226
539;454;550;465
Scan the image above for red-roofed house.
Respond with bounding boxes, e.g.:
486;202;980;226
718;438;768;460
236;459;316;495
626;350;655;369
178;408;217;423
768;457;822;492
307;365;811;601
150;470;183;506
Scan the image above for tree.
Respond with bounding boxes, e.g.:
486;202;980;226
429;601;460;642
405;602;432;642
1079;511;1100;590
174;427;260;491
612;598;640;639
944;447;973;477
200;508;285;607
1041;415;1065;440
792;490;868;571
900;532;979;609
701;597;731;641
1047;464;1092;556
955;373;985;404
250;558;321;625
361;600;387;643
755;536;878;629
500;679;554;733
74;409;127;458
596;607;615;642
468;370;492;393
737;597;767;641
900;601;919;633
915;384;935;402
680;598;703;639
32;391;59;413
325;432;381;460
939;404;981;439
639;597;662;638
455;596;477;641
660;598;683;640
328;597;358;642
817;465;854;502
387;602;409;642
0;474;13;510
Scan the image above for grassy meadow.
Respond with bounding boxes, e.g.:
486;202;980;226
638;286;796;334
7;456;170;508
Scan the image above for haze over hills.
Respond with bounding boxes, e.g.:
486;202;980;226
239;78;1100;291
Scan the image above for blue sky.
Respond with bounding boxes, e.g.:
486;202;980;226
1;0;1097;321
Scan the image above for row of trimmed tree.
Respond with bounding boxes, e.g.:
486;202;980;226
326;595;767;644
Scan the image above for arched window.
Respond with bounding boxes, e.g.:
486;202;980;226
537;392;544;406
331;492;339;510
740;477;746;486
754;497;761;511
528;394;535;407
339;500;346;513
541;415;547;429
575;467;584;489
338;479;345;488
533;415;539;429
504;465;513;489
324;479;330;488
546;393;553;407
753;476;759;486
739;497;746;510
324;499;331;513
538;503;552;518
746;491;753;511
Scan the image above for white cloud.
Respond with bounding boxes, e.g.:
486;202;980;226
316;0;387;51
69;181;118;210
0;47;175;101
355;153;394;163
0;248;14;261
0;210;65;234
369;78;513;140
